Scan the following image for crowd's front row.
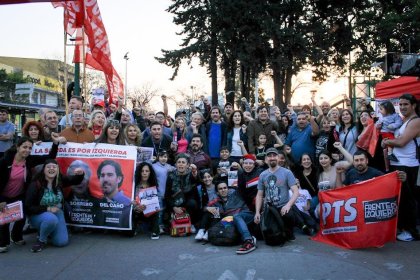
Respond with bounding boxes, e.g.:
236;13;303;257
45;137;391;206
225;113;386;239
0;133;408;255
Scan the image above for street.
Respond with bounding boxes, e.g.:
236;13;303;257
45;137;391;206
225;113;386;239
1;229;419;280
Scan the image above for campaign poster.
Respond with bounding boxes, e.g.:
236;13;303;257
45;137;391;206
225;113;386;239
0;201;24;225
31;142;53;156
138;186;160;217
312;172;401;249
56;143;136;230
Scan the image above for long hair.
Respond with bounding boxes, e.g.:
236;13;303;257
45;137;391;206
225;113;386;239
171;117;187;139
5;136;34;157
95;120;127;145
339;109;355;131
34;159;61;194
135;162;158;187
228;110;245;130
22;121;45;141
124;124;142;146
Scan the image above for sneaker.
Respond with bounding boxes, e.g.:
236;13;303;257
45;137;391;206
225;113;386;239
191;225;197;234
236;239;256;255
252;236;257;247
12;239;26;246
159;225;166;235
0;246;8;253
397;231;414;242
202;231;209;241
387;153;399;162
31;240;46;253
302;225;314;236
151;233;160;240
195;229;205;240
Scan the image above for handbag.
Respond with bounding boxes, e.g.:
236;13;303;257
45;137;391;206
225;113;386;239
170;210;192;237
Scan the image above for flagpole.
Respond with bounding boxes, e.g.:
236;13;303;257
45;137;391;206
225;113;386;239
64;28;69;128
82;26;87;112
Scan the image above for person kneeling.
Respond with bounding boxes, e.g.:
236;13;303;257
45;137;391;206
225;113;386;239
25;159;84;253
204;182;257;254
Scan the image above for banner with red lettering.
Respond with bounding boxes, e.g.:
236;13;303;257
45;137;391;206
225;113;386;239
52;0;124;104
312;172;401;249
56;142;136;230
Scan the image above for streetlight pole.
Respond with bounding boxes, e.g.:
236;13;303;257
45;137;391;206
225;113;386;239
123;52;129;106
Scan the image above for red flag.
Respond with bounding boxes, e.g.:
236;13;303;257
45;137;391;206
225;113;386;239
312;172;401;249
356;118;380;157
53;0;124;104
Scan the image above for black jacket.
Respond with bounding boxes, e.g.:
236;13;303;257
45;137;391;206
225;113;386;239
0;143;58;201
25;173;84;215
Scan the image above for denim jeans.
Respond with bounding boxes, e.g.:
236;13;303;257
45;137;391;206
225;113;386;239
233;210;255;242
30;209;69;247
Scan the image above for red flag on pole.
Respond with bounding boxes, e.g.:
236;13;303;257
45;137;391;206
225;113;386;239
312;172;401;249
53;0;124;104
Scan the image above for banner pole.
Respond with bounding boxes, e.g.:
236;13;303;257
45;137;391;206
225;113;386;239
64;27;69;128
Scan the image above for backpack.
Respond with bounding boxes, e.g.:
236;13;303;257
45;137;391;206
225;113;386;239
170;212;192;237
208;216;240;246
260;205;287;246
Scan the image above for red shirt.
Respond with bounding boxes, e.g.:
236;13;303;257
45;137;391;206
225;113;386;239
2;160;25;198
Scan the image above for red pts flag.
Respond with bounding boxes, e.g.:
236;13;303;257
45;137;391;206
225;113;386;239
312;172;401;249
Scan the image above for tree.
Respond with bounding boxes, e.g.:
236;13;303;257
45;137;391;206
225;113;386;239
128;83;160;110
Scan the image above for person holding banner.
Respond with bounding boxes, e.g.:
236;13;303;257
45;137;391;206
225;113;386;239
254;148;313;242
130;162;160;239
25;159;85;253
383;93;420;242
95;119;128;146
0;135;64;253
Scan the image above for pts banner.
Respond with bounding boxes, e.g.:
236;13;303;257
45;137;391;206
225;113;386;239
312;172;401;249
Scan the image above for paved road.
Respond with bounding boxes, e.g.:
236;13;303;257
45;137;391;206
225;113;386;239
1;229;419;280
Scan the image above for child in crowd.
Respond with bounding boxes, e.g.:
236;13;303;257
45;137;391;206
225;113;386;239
376;101;403;162
152;150;175;233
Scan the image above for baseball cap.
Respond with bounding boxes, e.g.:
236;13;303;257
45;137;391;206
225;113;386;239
94;100;105;107
266;148;279;155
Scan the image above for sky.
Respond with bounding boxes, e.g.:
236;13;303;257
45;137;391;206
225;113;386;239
0;0;351;113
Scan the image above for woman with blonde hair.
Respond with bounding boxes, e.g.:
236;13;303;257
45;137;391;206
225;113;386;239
125;124;142;147
88;110;106;139
171;117;189;154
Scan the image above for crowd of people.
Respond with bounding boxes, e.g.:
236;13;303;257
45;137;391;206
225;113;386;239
0;92;419;255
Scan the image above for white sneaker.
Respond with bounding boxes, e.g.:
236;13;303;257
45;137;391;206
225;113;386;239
252;236;257;247
0;246;8;253
191;225;197;234
397;231;414;242
195;229;205;240
202;231;208;241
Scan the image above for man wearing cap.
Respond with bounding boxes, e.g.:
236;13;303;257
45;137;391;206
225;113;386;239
254;148;300;241
237;154;264;212
223;102;234;123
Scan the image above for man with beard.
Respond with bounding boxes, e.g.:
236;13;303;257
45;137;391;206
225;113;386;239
222;102;234;123
97;160;131;228
59;95;83;129
187;134;212;171
247;106;278;154
237;154;263;212
142;122;176;161
254;148;302;241
206;106;227;160
336;150;385;186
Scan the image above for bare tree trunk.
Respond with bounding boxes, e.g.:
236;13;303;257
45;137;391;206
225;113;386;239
284;68;293;105
210;32;218;106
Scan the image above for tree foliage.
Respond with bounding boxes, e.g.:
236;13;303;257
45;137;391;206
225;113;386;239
156;0;420;109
